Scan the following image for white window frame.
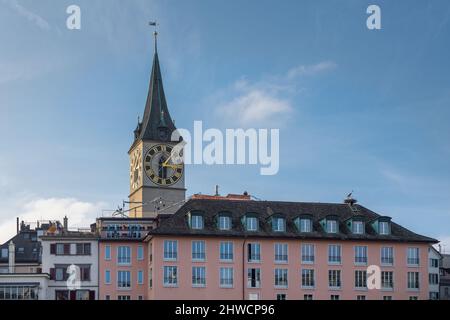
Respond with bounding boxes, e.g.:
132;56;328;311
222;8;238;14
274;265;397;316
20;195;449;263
381;247;394;266
301;244;315;264
163;266;178;287
274;268;288;288
163;240;178;261
137;245;144;261
274;243;288;263
117;270;131;290
326;220;338;233
407;272;420;290
352;221;364;234
105;269;111;285
248;243;261;262
220;242;234;262
328;245;342;264
218;215;232;230
104;245;111;261
137;270;144;285
246;217;258;231
407;247;420;266
272;217;285;232
192;266;206;287
328;270;341;289
301;269;315;289
117;246;131;265
354;270;367;290
192;240;206;261
354;246;368;265
191;214;204;230
379;221;390;235
219;267;234;288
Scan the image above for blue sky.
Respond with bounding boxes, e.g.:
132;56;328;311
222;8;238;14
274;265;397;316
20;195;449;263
0;0;450;248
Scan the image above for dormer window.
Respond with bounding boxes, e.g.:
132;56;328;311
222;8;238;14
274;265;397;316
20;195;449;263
326;219;338;233
295;216;313;233
189;211;204;230
244;215;258;232
352;220;365;235
218;213;232;231
379;221;390;235
372;217;391;235
272;216;286;232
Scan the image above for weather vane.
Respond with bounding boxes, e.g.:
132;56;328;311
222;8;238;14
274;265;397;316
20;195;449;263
149;21;159;52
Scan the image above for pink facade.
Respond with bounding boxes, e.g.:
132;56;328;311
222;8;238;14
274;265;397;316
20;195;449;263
147;236;430;300
99;241;148;300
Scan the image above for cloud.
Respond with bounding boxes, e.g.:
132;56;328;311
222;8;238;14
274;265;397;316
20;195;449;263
1;0;50;31
215;61;336;127
0;197;105;243
287;61;337;80
218;86;293;127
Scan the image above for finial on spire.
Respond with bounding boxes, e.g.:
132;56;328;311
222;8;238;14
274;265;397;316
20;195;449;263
149;21;159;53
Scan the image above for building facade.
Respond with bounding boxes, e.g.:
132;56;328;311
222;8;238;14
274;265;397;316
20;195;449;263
440;254;450;300
428;246;441;300
40;222;99;300
144;195;437;300
0;221;48;300
96;217;155;300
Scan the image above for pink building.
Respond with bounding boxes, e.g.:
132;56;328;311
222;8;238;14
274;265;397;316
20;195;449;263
144;195;437;300
96;217;155;300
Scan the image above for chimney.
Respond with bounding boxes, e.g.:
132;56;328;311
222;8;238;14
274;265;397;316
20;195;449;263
16;217;19;235
8;241;15;274
63;216;68;231
215;185;220;196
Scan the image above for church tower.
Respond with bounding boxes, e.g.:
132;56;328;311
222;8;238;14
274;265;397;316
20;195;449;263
128;31;186;218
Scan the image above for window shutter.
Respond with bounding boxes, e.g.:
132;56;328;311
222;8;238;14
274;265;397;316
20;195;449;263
70;291;76;300
64;244;71;255
50;244;56;255
89;291;95;300
50;268;55;280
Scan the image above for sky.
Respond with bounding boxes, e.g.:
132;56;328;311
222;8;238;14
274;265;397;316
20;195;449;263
0;0;450;250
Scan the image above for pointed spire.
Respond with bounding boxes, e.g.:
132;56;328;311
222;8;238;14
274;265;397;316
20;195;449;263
136;28;176;142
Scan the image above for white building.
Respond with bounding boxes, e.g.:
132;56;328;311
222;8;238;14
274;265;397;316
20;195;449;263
40;219;99;300
428;246;441;300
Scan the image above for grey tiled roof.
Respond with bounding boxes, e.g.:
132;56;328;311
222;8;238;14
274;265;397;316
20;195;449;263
0;231;41;264
147;199;437;243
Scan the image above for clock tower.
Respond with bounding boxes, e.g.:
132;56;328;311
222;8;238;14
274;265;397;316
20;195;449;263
128;31;186;218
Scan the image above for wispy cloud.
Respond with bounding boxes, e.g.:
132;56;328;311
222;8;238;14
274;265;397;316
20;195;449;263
0;197;105;243
287;61;337;80
215;61;337;127
1;0;50;31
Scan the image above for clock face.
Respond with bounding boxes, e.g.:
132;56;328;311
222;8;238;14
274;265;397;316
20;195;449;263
130;149;142;190
144;144;184;186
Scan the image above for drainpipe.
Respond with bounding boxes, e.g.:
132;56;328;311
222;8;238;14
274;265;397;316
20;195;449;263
242;237;247;301
8;241;15;274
